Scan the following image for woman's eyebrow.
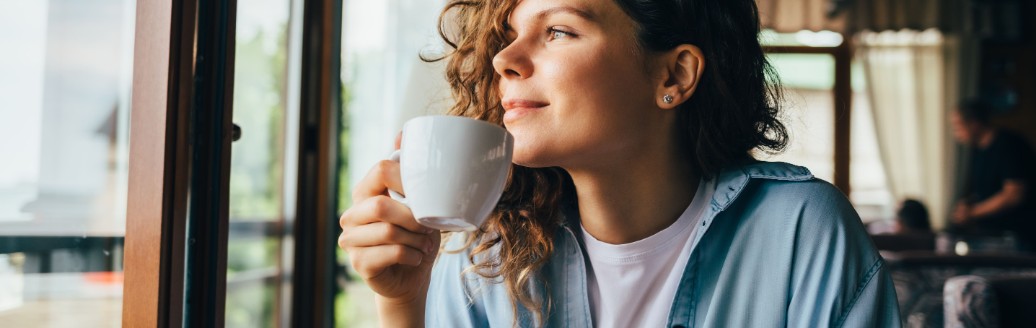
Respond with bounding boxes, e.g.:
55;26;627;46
505;5;596;32
536;6;596;21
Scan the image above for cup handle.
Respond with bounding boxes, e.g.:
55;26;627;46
387;149;407;205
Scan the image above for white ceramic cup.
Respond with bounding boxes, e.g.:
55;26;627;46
389;115;514;232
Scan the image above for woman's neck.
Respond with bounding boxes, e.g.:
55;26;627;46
567;150;699;244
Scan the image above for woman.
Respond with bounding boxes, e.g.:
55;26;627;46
339;0;901;326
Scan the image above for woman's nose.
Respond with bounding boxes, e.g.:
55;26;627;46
492;40;532;80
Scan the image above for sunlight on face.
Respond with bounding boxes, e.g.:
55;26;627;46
493;0;667;170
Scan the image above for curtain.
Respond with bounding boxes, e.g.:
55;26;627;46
855;29;978;229
758;0;847;33
844;0;970;34
757;0;970;34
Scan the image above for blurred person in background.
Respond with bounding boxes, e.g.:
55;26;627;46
867;199;932;235
951;99;1036;250
895;199;932;235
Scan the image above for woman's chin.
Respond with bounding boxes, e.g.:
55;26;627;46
510;148;555;169
511;157;549;169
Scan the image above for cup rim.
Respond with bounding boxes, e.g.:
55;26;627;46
406;115;509;134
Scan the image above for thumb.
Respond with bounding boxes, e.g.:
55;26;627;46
394;131;402;150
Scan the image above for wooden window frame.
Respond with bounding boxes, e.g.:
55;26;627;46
291;0;343;326
123;0;197;325
766;42;854;194
123;0;343;326
123;0;238;325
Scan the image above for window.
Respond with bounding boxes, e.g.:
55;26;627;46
225;0;302;326
2;0;345;325
0;0;136;325
762;31;895;222
760;53;838;182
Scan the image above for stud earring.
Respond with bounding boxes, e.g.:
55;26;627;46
663;94;674;104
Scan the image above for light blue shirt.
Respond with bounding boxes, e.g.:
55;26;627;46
427;162;901;327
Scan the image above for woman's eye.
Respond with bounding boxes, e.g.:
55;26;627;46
547;27;573;41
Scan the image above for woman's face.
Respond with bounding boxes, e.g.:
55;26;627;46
494;0;668;169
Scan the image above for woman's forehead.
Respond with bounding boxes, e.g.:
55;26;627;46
506;0;622;25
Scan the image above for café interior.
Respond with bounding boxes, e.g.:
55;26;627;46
1;0;1035;327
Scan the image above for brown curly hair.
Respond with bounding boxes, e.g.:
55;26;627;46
428;0;787;324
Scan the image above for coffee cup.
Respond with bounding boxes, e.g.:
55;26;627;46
388;115;514;232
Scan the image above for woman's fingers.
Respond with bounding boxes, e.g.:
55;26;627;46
339;221;436;255
348;244;425;279
352;159;405;201
341;195;428;234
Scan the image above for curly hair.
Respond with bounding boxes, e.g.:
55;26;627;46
428;0;787;324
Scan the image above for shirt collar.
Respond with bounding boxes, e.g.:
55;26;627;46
711;161;813;212
558;161;813;228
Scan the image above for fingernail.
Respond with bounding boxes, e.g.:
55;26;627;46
425;239;435;254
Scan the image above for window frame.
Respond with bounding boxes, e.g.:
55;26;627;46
765;42;854;194
122;0;343;326
122;0;197;325
291;0;343;325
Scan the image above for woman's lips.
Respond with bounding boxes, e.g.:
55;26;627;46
502;99;548;123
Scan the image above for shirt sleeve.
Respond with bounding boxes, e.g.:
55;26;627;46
426;235;489;328
784;181;902;327
836;261;902;328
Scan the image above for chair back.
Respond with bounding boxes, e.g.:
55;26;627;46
943;275;1036;327
884;252;1036;327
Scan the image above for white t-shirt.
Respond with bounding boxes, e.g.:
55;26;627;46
581;178;715;328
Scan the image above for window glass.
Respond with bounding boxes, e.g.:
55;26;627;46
226;0;301;326
0;0;135;326
759;53;837;182
230;0;293;222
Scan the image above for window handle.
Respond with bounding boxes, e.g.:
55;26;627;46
231;123;242;142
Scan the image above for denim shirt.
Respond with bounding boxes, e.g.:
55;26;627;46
427;162;901;327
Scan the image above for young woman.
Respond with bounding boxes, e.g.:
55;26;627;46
338;0;901;326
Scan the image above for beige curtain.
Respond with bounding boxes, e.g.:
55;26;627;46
757;0;846;33
844;0;970;34
757;0;970;34
855;30;978;229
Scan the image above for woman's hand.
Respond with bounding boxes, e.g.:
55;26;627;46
338;158;441;307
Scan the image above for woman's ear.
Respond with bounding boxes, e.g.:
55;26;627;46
655;44;705;109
